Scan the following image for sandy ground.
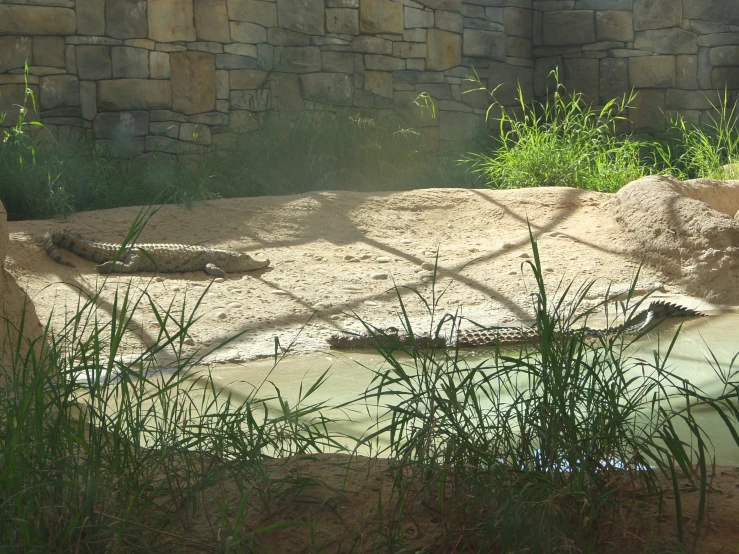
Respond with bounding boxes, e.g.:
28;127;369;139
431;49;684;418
4;186;724;368
5;185;739;552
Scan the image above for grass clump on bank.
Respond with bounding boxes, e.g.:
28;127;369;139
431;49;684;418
461;70;656;193
2;226;738;552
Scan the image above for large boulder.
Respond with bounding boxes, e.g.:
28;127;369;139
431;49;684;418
611;175;739;303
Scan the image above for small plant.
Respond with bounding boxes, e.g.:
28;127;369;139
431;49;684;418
655;88;739;179
461;69;656;192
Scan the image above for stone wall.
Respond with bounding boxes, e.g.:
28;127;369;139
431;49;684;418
0;0;534;155
534;0;739;132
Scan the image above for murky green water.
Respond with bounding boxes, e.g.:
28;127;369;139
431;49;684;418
197;313;739;464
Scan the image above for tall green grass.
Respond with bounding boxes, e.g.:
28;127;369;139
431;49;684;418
654;89;739;180
462;70;656;192
350;233;739;552
1;231;738;551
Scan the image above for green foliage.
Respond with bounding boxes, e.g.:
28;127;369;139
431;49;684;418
654;88;739;179
352;232;739;552
461;69;657;193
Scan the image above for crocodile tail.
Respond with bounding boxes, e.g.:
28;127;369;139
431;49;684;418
648;301;706;319
43;230;74;267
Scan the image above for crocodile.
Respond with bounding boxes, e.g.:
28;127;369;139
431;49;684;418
327;301;705;350
44;229;270;277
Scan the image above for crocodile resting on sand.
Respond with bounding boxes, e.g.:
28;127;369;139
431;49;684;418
44;229;270;277
327;301;705;350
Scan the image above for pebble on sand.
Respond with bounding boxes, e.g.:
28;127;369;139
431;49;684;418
343;285;362;291
516;252;530;258
376;256;392;263
371;272;389;280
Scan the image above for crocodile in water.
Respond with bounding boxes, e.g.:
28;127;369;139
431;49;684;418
327;301;705;349
44;229;270;277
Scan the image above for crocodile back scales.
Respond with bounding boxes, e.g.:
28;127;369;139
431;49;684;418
44;229;269;274
327;301;705;349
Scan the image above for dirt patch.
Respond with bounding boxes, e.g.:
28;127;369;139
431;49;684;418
4;186;723;366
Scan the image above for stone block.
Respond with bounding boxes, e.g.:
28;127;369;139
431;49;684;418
359;0;404;33
634;29;697;55
633;0;680;31
112;47;149;78
171;51;215;114
215;70;229;98
406;58;425;70
148;0;196;42
39;75;79;110
106;0;147;39
576;0;632;8
435;11;462;33
414;82;450;99
698;33;739;47
0;37;32;74
439;111;482;140
393;69;445;83
505;7;532;39
697;47;712;88
125;39;155;48
364;70;393;97
426;29;461;71
270;73;304;110
66;45;76;74
0;6;75;35
98;79;172;110
267;27;310;46
93;111;148;138
277;0;325;35
542;10;595;45
507;36;532;59
322;51;354;72
710;46;739;66
404;6;433;28
144;136;209;154
599;57;628;102
676;55;697;90
365;54;405;70
76;0;105;35
713;67;739;89
352;36;393;54
414;0;458;10
326;8;360;34
563;57;598;102
300;73;353;104
463;29;505;60
629;88;665;131
229;89;268;111
215;54;258;68
258;43;274;68
595;10;633;42
230;69;268;89
684;0;739;27
629;55;675;88
227;0;277;26
76;46;112;79
665;89;722;110
393;42;425;57
488;61;532;105
464;18;503;31
194;0;231;42
150;51;170;78
225;43;258;56
230;22;267;43
80;81;96;120
150;121;180;137
274;46;321;72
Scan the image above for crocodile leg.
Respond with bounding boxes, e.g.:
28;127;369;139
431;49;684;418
205;263;226;278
